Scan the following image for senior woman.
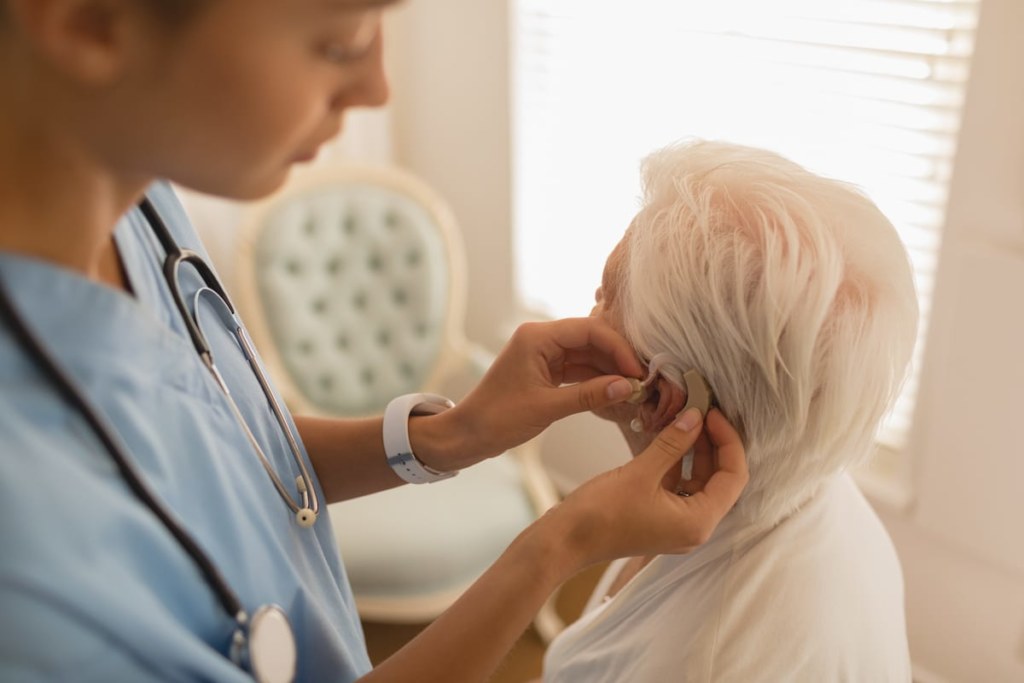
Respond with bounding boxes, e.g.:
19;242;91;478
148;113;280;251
538;140;918;682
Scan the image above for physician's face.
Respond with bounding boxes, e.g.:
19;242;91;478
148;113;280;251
110;0;393;199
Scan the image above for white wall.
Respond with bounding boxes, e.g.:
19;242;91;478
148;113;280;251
879;0;1024;678
387;0;517;352
386;0;1024;680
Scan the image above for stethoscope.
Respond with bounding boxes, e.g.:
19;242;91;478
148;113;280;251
0;198;310;683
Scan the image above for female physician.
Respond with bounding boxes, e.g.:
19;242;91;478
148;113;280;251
0;1;748;682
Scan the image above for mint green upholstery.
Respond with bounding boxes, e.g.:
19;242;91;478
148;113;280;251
253;184;447;415
330;456;534;602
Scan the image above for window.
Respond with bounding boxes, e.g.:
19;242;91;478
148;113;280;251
513;0;980;449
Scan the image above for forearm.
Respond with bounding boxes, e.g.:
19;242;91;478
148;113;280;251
360;512;583;683
296;415;394;502
299;317;647;503
296;409;467;503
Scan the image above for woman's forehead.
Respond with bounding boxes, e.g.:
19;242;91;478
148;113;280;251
601;235;630;297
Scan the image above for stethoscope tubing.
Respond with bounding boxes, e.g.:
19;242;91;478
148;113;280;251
142;198;319;523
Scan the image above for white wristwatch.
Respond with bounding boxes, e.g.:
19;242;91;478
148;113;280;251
383;393;458;484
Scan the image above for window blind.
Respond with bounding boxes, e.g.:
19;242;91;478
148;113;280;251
512;0;980;448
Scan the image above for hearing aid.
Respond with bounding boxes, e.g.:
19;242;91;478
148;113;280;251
626;356;715;418
625;355;716;487
680;369;713;418
679;370;715;482
625;354;673;405
625;377;648;404
626;358;716;453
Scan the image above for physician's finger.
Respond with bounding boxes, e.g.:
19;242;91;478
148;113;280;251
540;318;643;379
696;409;749;517
675;432;713;496
633;408;705;477
689;432;715;486
542;375;636;420
559;364;605;385
561;348;629;378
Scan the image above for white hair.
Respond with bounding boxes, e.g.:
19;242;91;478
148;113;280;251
621;140;918;527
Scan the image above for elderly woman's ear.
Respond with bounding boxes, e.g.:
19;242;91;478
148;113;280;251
642;377;687;431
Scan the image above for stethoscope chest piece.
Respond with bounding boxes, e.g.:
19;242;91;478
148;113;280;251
233;605;297;683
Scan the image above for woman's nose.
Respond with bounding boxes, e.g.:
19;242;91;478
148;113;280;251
335;30;389;110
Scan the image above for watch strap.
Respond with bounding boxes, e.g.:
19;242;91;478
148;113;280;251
383;393;457;484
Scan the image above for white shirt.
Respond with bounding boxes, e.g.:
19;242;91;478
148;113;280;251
543;474;911;682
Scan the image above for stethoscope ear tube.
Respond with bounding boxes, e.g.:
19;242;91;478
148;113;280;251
193;287;319;526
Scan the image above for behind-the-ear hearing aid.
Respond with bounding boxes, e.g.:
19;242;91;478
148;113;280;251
625;356;717;490
626;358;714;414
625;355;715;433
679;369;713;418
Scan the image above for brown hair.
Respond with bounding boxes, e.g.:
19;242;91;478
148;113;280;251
0;1;209;29
143;0;209;26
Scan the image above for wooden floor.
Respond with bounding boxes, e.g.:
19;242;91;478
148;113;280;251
360;563;608;682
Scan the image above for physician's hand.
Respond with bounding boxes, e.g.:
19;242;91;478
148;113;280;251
552;407;749;566
449;318;644;465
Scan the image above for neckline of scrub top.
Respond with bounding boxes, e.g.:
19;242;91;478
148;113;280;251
0;250;181;367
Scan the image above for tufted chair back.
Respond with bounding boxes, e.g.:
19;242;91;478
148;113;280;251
235;165;468;417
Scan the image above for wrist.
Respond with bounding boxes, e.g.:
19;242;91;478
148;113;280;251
512;505;592;584
406;405;471;472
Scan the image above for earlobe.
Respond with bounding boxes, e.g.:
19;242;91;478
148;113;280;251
7;0;134;85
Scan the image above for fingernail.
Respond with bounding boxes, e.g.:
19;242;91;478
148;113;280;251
675;408;702;432
606;378;633;400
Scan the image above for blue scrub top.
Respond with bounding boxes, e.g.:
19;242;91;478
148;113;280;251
0;184;373;681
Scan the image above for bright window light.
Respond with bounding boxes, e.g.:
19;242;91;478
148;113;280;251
513;0;980;448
